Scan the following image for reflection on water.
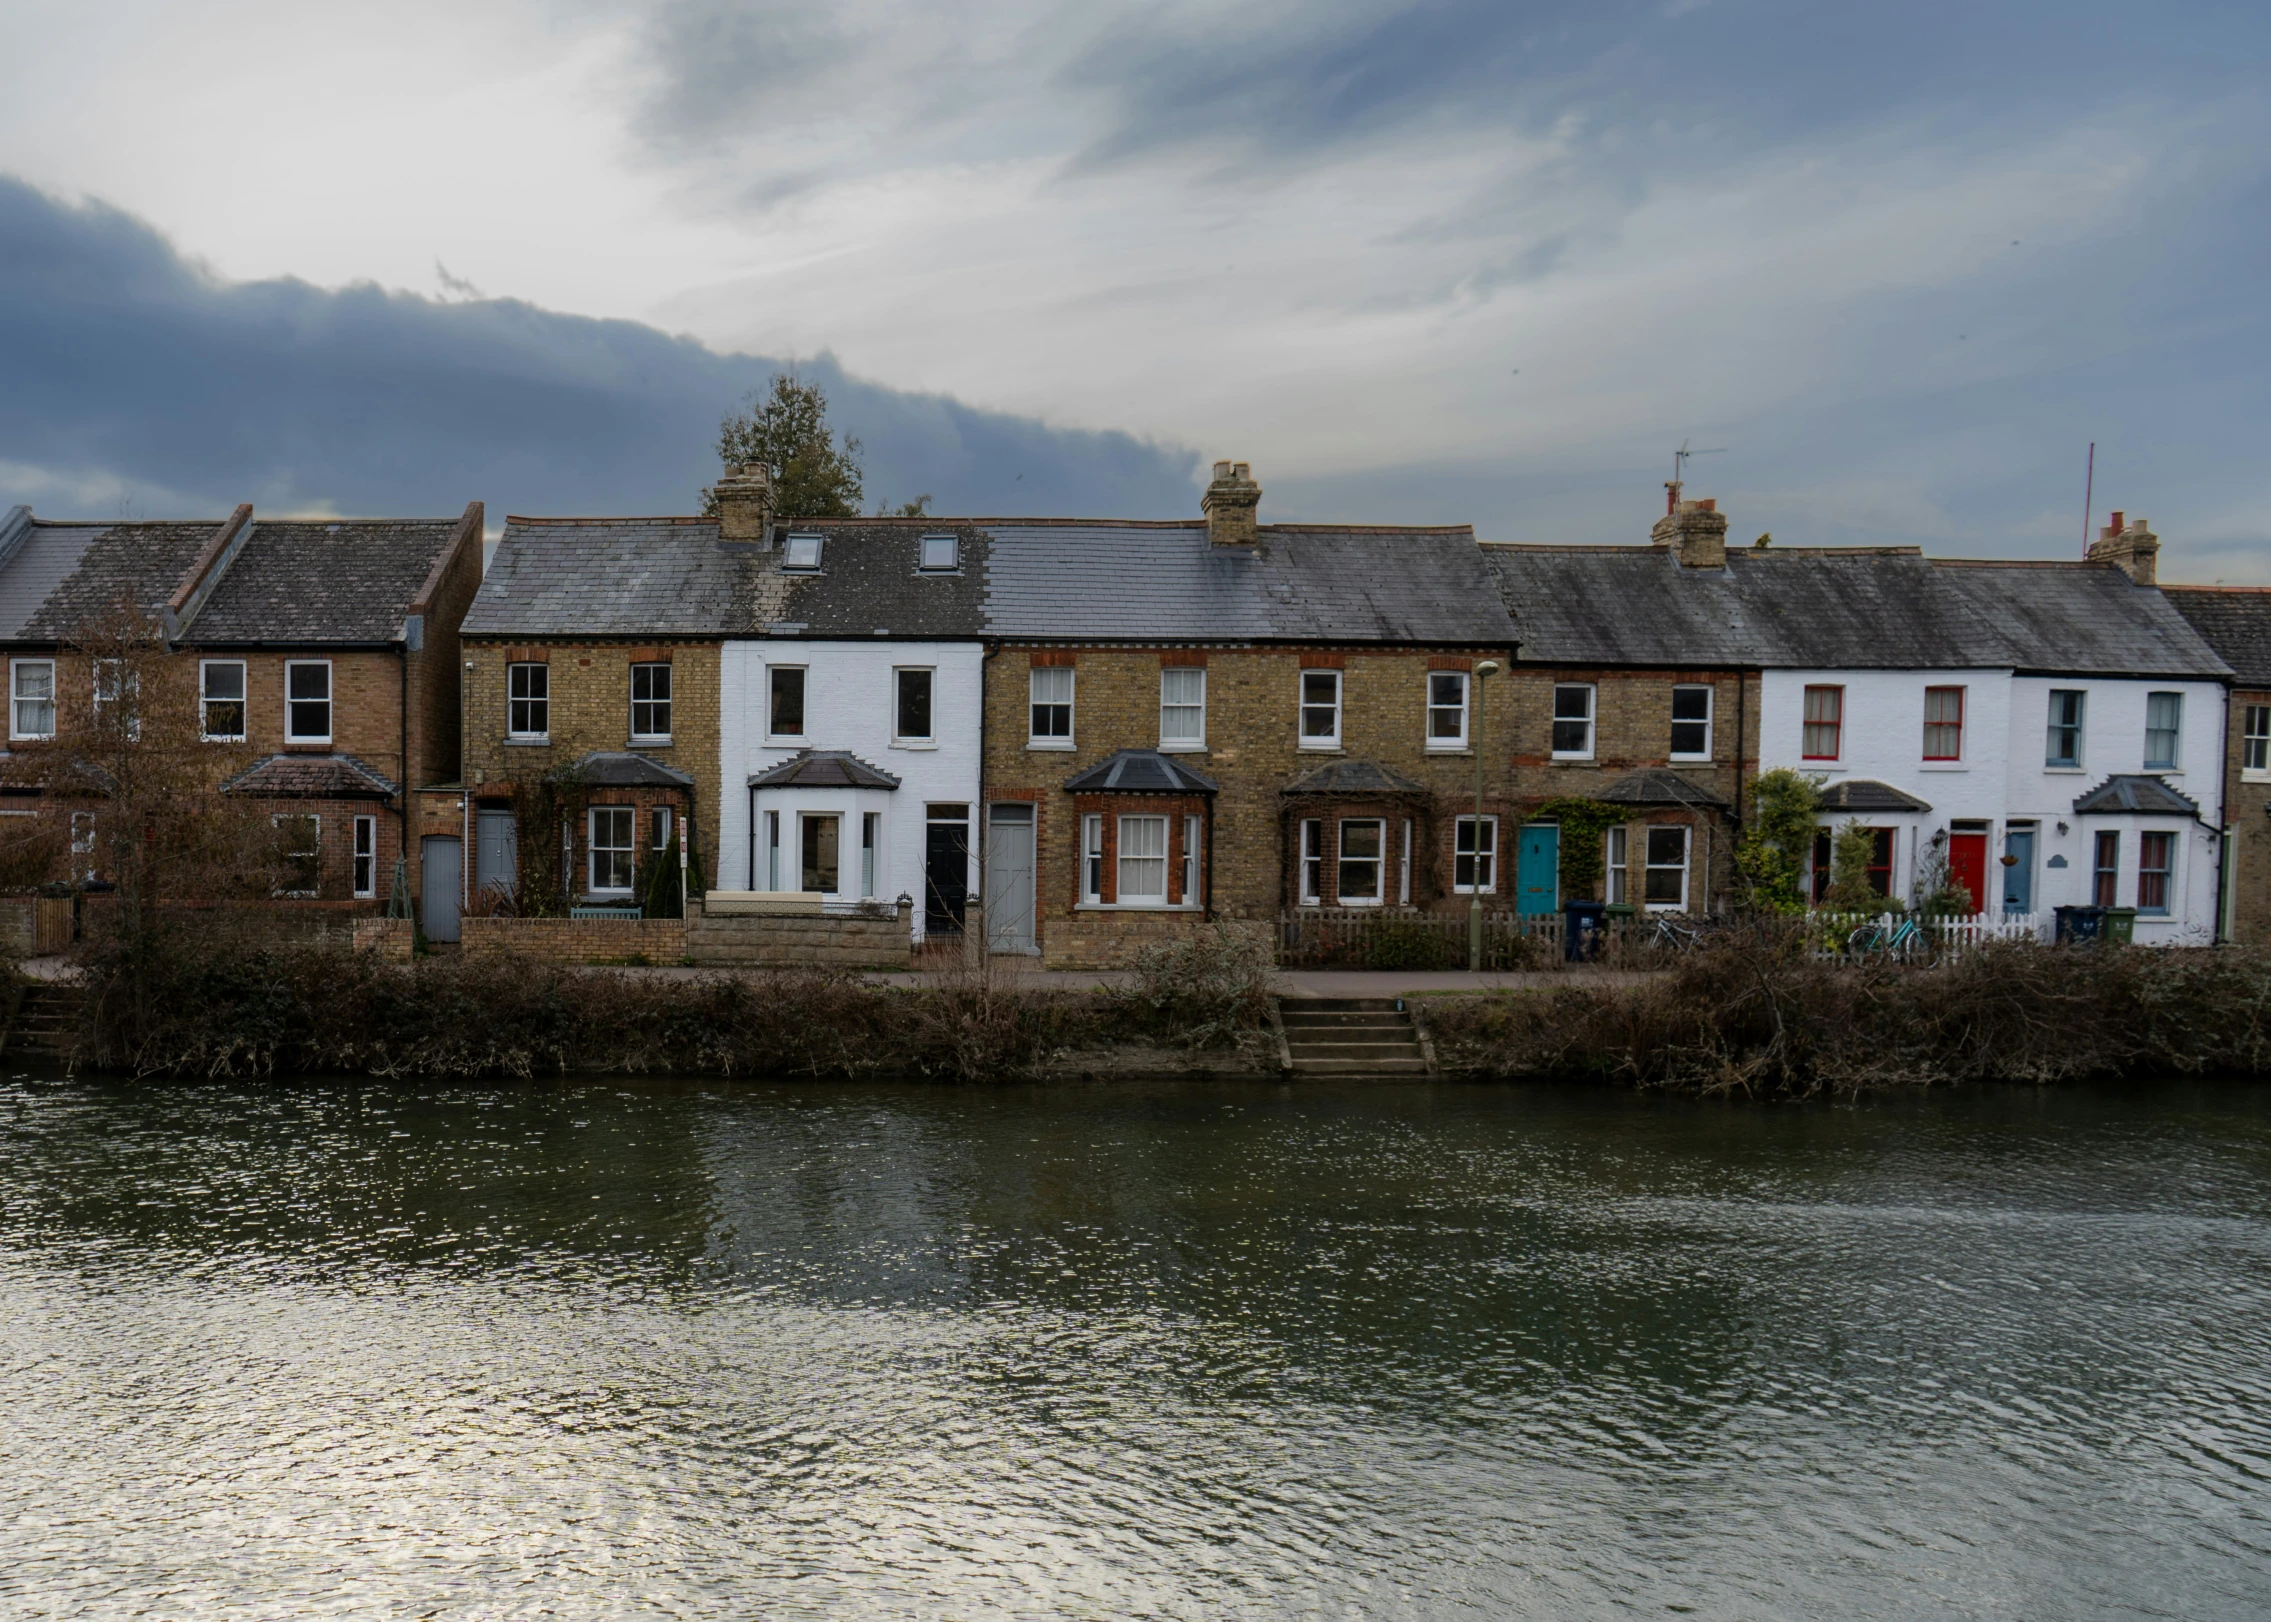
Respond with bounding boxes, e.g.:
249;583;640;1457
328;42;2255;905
2;1074;2267;1618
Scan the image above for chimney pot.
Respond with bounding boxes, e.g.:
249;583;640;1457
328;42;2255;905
1202;458;1262;547
715;462;776;543
1650;495;1730;568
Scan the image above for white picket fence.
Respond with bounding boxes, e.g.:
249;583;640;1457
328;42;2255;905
1814;910;2049;963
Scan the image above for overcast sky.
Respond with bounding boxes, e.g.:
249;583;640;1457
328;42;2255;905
3;1;2266;574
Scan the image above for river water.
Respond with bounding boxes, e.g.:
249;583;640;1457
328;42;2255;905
1;1072;2267;1620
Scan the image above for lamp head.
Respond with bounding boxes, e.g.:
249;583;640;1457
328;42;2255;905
1473;660;1502;678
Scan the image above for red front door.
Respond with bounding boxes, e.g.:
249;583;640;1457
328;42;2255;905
1946;832;1987;915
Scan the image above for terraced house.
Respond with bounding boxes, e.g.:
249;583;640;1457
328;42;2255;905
2162;577;2271;943
0;500;483;909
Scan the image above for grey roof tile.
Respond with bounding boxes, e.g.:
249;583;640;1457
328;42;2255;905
1599;767;1732;809
2163;587;2271;687
1063;749;1219;794
466;519;750;638
749;749;901;789
17;520;225;641
580;750;696;788
1819;779;1933;813
1280;759;1430;797
2072;774;2200;816
1487;544;2232;676
187;519;463;644
221;752;398;799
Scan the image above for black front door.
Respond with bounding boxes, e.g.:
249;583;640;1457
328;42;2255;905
925;818;969;936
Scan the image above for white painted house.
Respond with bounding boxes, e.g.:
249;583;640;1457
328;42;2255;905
712;513;989;941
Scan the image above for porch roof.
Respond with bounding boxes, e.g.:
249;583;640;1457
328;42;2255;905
580;750;696;789
2071;774;2199;817
1279;758;1429;798
748;749;900;789
221;752;398;800
1817;778;1932;814
1063;749;1219;795
1598;768;1731;810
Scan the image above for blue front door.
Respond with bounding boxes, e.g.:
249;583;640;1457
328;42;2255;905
2003;827;2035;913
1516;825;1559;916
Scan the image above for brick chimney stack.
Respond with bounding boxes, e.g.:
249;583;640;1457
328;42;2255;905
1202;460;1261;547
714;462;775;544
2087;511;2159;585
1651;497;1729;569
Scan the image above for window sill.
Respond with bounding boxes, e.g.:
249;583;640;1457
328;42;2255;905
1157;744;1207;754
1297;744;1345;754
1027;740;1076;752
2244;770;2271;784
2145;767;2183;776
2044;765;2086;774
504;737;551;747
890;740;939;751
1426;746;1472;756
283;742;334;752
1919;762;1967;771
763;739;810;749
1668;754;1713;765
1074;902;1203;913
629;737;673;749
1549;754;1595;764
201;735;247;745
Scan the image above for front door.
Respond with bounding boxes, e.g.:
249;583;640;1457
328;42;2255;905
421;834;462;943
1516;824;1559;916
1946;831;1988;915
475;809;517;902
985;805;1037;953
2002;826;2035;914
925;810;970;936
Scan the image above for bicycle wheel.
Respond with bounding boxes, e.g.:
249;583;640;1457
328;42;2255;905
1846;924;1884;955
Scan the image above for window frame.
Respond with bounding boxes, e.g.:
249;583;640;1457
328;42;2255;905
800;810;842;895
652;806;674;851
2042;688;2085;770
1606;824;1628;905
629;661;671;744
91;658;140;740
1298;818;1323;905
1551;683;1595;760
1183;814;1203;909
587;805;636;895
2136;830;2173;915
1299;669;1343;749
199;658;247;742
894;666;936;745
767;664;808;741
9;657;55;742
352;814;377;899
1643;823;1691;911
2144;691;2183;771
1336;817;1386;907
1081;812;1104;903
2246;704;2271;779
1922;684;1965;762
1426;670;1470;751
1669;683;1713;761
507;661;550;742
284;659;333;745
1116;814;1170;907
1802;684;1844;762
1159;666;1206;752
782;532;825;572
272;811;321;899
1029;666;1075;750
2092;830;2120;909
918;534;959;572
1453;813;1497;895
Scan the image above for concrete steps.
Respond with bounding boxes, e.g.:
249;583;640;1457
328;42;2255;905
1277;997;1433;1076
8;982;84;1057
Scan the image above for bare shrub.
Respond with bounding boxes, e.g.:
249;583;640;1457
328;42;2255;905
1116;924;1273;1049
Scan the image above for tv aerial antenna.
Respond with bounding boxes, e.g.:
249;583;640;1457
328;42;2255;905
1666;438;1726;509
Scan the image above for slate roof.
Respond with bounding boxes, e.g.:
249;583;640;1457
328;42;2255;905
1598;768;1731;809
1486;545;2230;677
1279;759;1430;797
10;519;227;641
982;523;1512;643
2072;774;2201;817
1818;779;1933;814
1063;750;1220;794
765;523;990;638
2163;587;2271;687
581;751;695;789
749;749;901;789
465;519;749;638
221;752;398;799
188;520;463;644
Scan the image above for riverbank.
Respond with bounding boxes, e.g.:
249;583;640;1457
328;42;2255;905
39;933;2271;1092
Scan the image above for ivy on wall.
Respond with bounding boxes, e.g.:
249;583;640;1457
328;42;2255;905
1735;767;1822;914
1535;797;1627;895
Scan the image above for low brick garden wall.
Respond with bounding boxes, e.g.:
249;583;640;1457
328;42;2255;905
353;917;414;963
1039;910;1271;970
460;915;690;964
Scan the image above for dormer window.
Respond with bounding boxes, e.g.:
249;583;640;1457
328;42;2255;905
919;534;958;572
783;533;824;571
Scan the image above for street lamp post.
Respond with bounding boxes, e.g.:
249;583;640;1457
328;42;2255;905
1469;660;1502;972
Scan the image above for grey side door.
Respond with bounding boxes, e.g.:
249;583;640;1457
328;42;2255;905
985;804;1036;954
421;834;462;943
476;809;518;902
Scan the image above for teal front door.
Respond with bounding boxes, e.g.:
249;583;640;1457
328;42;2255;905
2003;826;2035;913
1516;824;1559;916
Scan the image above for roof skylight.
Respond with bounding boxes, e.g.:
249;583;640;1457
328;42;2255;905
782;533;824;571
919;534;958;572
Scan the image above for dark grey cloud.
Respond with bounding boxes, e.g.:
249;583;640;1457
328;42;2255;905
0;176;1198;522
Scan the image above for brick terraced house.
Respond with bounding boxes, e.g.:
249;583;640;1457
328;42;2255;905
973;461;1519;966
0;501;483;912
2162;579;2271;943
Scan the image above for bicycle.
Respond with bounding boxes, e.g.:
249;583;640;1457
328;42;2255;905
1845;915;1939;966
1649;913;1711;953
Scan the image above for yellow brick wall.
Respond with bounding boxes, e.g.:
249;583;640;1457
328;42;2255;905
2222;689;2271;943
461;639;722;875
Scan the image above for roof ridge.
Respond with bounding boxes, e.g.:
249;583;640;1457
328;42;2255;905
2162;583;2271;594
